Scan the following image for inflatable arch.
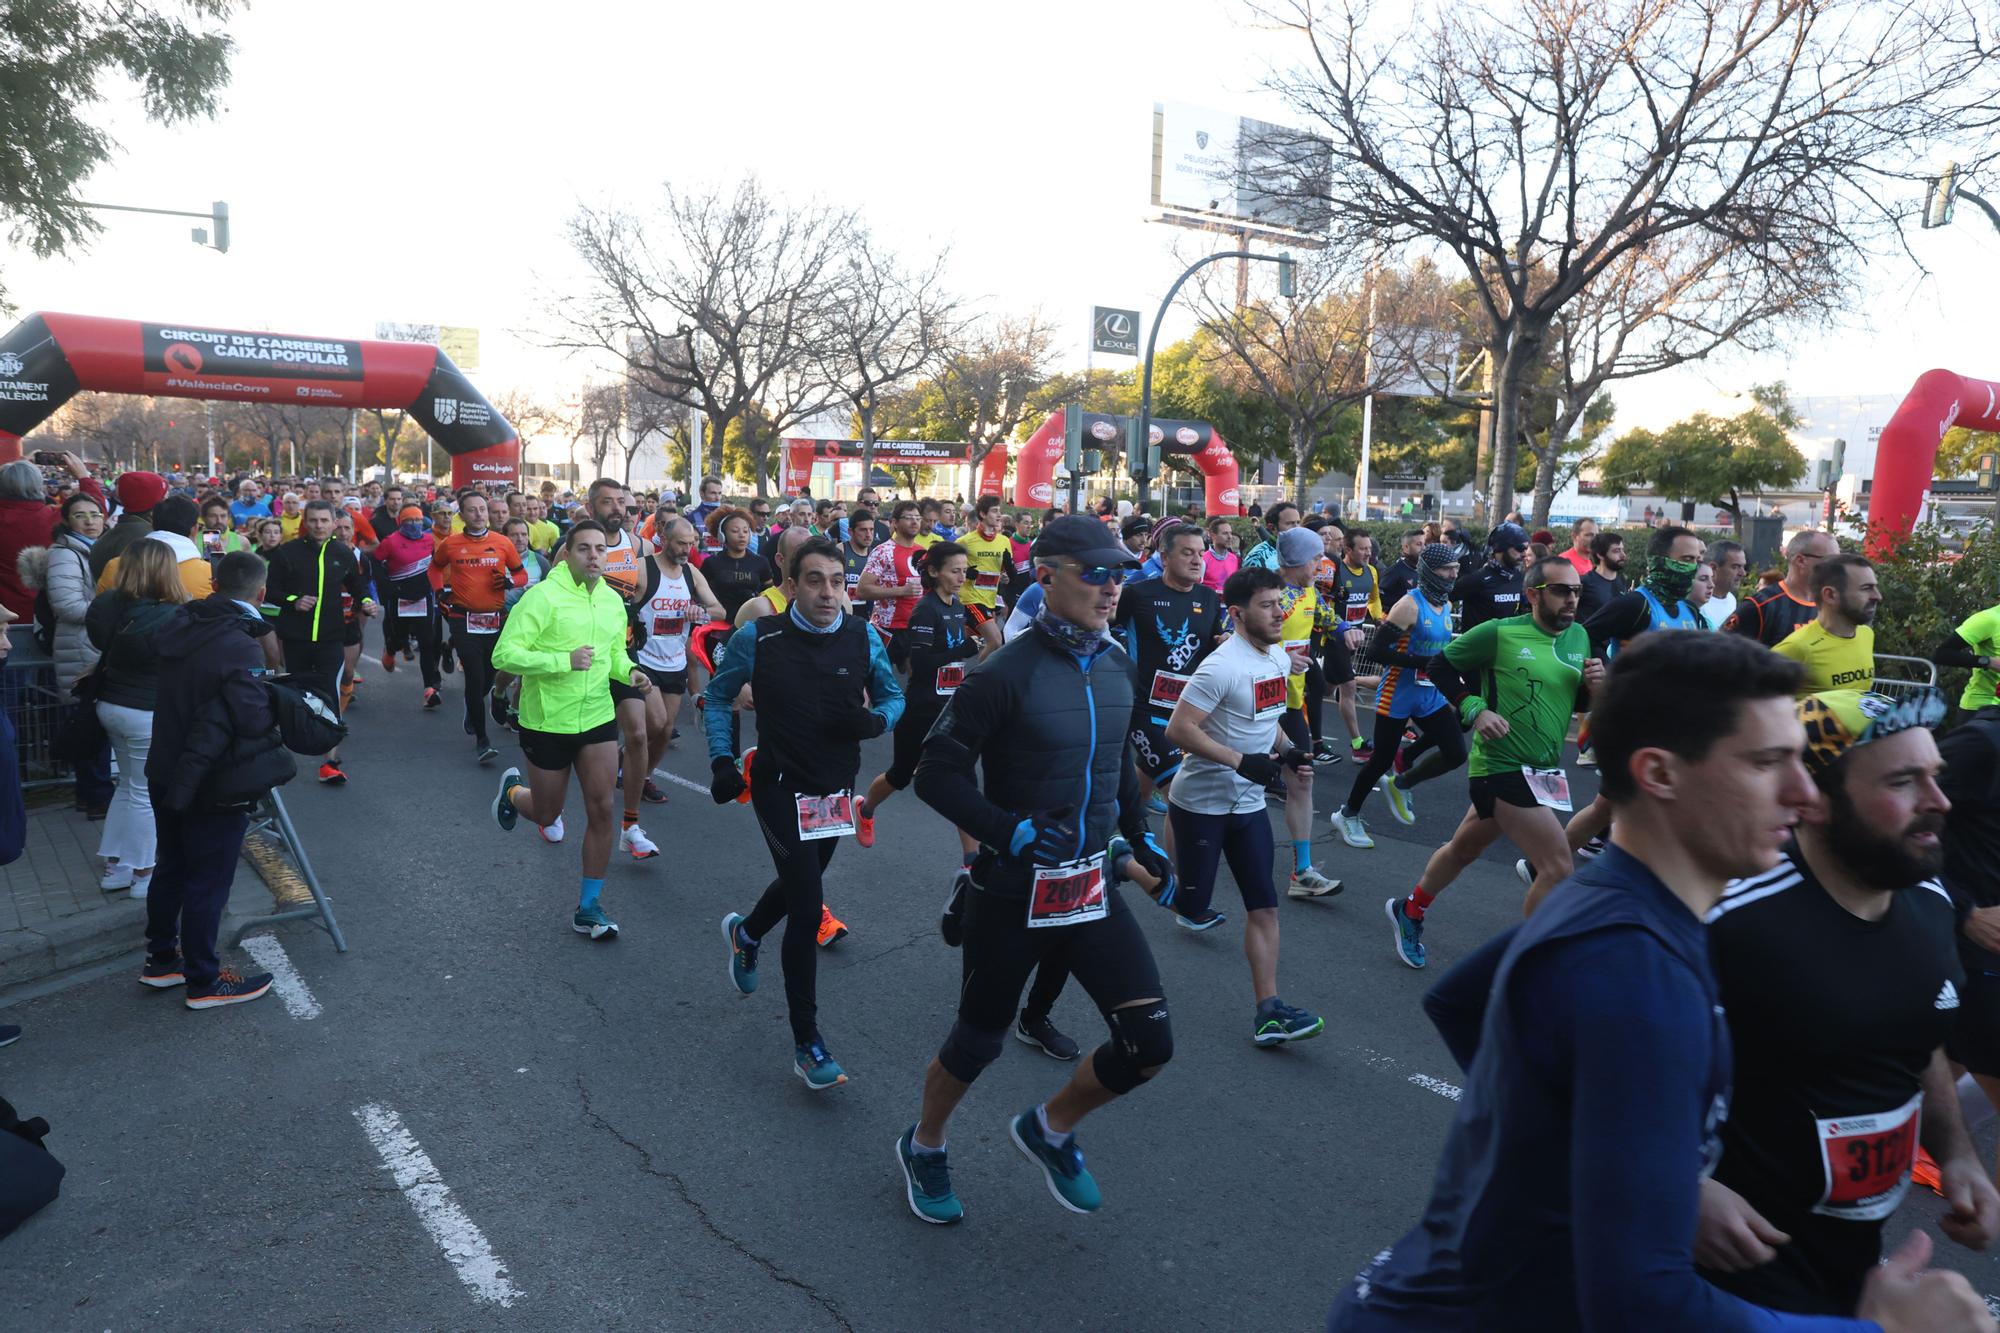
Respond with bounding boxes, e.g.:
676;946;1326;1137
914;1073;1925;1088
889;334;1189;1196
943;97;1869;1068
0;312;519;487
1011;409;1241;514
780;436;1007;499
1866;369;2000;555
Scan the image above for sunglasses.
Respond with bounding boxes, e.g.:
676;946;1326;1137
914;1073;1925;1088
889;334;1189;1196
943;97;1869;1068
1069;564;1128;586
1530;582;1581;598
624;505;641;514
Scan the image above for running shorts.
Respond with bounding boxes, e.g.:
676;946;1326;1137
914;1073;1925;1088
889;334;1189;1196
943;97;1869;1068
609;678;647;704
519;719;620;771
1321;631;1356;686
1167;806;1277;913
640;666;688;695
1127;711;1182;785
1948;967;2000;1079
1468;769;1543;820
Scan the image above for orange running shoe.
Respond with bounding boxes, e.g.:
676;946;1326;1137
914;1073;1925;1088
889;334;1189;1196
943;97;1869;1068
1911;1144;1944;1196
737;747;756;804
856;802;875;848
817;904;848;948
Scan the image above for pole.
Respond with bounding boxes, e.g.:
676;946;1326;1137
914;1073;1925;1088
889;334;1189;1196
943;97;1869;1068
205;402;216;479
347;410;358;481
1356;275;1378;522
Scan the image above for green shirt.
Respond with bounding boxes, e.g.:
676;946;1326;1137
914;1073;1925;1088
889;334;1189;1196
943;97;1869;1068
1441;614;1591;776
1957;606;2000;711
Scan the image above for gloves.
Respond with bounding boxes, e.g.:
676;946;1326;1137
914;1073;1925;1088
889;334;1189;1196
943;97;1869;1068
1129;830;1172;884
1010;809;1079;865
1235;752;1281;786
1280;746;1314;771
830;704;885;741
709;755;746;805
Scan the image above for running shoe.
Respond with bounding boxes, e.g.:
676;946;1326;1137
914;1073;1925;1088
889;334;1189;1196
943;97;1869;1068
855;802;876;848
317;762;347;785
794;1040;848;1090
1391;745;1409;776
1336;812;1374;849
185;968;273;1010
402;647;414;662
896;1126;964;1225
940;870;969;948
101;862;134;891
0;1025;18;1048
139;955;186;989
1312;739;1341;765
490;692;510;727
572;904;619;941
538;815;564;844
492;766;522;832
380;650;397;673
1386;897;1426;969
476;743;499;765
1577;834;1607;860
817;905;848;947
620;825;660;859
1174;907;1227;932
1576;745;1597;768
1015;1014;1081;1061
1352;739;1374;763
1253;1000;1326;1046
423;687;442;710
1146;792;1168;816
1381;774;1416;826
441;644;456;674
1288;866;1343;898
641;779;668;804
721;912;758;993
1515;858;1533;888
1008;1108;1102;1214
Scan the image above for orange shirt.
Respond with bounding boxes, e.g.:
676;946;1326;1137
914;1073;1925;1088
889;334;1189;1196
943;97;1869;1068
434;529;525;613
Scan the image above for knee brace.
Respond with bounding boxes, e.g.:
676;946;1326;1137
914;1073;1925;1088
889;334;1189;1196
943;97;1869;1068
937;1019;1007;1085
1093;1001;1174;1094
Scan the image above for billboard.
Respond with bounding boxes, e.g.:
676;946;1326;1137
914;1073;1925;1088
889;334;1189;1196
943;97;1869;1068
1092;307;1141;357
1152;102;1331;235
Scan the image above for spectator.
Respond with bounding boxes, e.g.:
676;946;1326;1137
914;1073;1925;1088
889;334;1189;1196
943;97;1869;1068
143;551;293;1009
85;539;188;898
41;491;115;816
87;470;169;583
0;453;105;625
229;478;273;528
96;496;213;601
0;603;23;869
254;518;285;558
197;496;251;563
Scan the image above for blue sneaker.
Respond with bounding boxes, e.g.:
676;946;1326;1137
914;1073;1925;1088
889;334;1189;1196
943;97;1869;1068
1145;792;1168;816
721;912;758;994
572;904;618;941
1008;1108;1102;1214
795;1039;848;1090
895;1126;964;1225
1173;907;1226;932
492;766;522;832
1254;1000;1325;1046
1386;897;1426;969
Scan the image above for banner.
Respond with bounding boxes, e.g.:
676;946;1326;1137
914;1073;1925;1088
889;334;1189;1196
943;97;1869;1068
1091;307;1141;357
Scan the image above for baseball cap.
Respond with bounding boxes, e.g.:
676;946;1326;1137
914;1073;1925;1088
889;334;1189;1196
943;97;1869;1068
1277;527;1323;568
1030;514;1142;568
1797;688;1946;778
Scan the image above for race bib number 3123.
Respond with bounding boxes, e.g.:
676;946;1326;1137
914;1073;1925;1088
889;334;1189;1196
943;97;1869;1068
1815;1094;1921;1221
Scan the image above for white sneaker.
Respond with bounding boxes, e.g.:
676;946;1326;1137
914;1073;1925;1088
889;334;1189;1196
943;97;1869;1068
538;815;565;844
100;862;134;891
128;873;150;901
1515;858;1533;888
1337;813;1375;849
620;824;660;859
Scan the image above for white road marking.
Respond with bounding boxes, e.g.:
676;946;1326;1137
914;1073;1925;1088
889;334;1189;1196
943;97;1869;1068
1356;1047;1462;1101
239;934;321;1020
353;1104;522;1307
1987;1294;2000;1319
651;767;711;796
1407;1074;1463;1101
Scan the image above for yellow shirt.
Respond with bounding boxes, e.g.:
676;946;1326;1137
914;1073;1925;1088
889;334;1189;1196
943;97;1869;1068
1773;620;1875;696
958;533;1013;609
527;519;561;555
280;513;303;541
1281;583;1320;711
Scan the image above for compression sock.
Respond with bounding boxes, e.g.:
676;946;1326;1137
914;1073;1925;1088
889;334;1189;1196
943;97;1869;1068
1404;885;1436;921
621;811;638;830
578;877;604;912
1035;1102;1073;1149
1293;840;1312;874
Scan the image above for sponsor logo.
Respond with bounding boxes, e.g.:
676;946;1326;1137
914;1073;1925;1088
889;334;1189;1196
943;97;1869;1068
1219;487;1240;505
434;397;457;426
1029;482;1053;502
1148;425;1164;446
1195;131;1210;149
1175;426;1198;446
0;352;22;376
1103;311;1132;339
1090;419;1118;442
1938;979;1960;1010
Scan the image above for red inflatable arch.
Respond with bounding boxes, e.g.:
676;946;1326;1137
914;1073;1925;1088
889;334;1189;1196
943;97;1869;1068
1866;369;2000;555
780;436;1007;499
0;312;519;486
1011;409;1242;514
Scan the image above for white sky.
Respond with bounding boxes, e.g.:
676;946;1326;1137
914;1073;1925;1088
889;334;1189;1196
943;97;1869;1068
8;0;1998;439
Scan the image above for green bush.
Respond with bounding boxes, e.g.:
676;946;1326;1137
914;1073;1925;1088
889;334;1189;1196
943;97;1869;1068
1855;518;1999;709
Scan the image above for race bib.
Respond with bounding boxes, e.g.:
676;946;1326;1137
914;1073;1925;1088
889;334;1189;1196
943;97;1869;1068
465;611;500;635
1028;855;1108;929
796;791;857;841
1521;765;1573;812
935;662;965;696
974;570;1003;588
1814;1094;1921;1221
1345;605;1368;623
1252;673;1288;718
1149;670;1192;709
396;596;430;619
653;615;686;638
1413;668;1432;686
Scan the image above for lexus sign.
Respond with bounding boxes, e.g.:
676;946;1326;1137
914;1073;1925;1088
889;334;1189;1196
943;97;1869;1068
1092;306;1141;357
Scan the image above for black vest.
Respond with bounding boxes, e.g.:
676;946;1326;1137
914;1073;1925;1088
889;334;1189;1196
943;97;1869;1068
750;612;871;795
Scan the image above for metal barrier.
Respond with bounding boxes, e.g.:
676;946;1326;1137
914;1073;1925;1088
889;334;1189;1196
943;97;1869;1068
1871;654;1939;699
1;655;73;792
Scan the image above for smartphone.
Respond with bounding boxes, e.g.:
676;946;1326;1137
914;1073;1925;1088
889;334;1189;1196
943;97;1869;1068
31;450;64;466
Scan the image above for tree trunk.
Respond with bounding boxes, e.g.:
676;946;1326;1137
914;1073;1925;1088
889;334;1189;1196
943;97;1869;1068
1486;326;1545;525
1530;416;1569;528
1728;487;1745;538
858;400;876;496
1291;418;1313;509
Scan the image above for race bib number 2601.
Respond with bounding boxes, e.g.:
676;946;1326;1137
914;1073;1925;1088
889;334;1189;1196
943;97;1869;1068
1028;855;1107;929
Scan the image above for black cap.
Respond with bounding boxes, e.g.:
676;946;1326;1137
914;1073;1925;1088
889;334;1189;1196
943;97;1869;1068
1031;514;1142;568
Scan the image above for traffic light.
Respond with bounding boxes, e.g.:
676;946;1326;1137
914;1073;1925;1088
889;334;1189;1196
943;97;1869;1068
1277;252;1295;298
1979;451;1997;492
1082;448;1104;474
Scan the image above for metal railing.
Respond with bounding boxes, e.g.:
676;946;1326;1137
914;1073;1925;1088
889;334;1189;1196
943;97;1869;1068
1870;654;1939;700
2;654;74;793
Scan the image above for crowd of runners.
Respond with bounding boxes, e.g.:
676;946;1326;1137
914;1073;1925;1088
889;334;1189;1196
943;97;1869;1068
30;459;2000;1329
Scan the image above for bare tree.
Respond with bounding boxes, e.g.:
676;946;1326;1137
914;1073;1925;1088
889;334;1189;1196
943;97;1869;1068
551;176;852;497
576;382;626;483
813;228;962;484
1254;0;2000;520
929;313;1056;476
621;379;684;486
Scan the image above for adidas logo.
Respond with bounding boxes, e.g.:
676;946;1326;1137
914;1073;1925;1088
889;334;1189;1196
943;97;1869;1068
1518;648;1534;659
1937;980;1960;1011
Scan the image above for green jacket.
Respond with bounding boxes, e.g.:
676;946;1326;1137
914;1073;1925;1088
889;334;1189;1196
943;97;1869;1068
492;561;637;734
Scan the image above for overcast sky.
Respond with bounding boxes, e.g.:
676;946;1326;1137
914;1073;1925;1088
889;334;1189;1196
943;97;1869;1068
8;0;1997;438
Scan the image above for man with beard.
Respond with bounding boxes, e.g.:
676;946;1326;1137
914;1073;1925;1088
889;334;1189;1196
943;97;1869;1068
1576;528;1629;622
1696;688;2000;1317
1451;522;1529;630
1773;554;1880;696
1728;529;1840;647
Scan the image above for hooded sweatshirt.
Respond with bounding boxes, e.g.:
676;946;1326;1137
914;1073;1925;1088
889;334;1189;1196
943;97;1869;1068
147;597;294;813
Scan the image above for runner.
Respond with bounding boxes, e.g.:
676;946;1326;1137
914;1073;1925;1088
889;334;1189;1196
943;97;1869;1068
1384;555;1602;964
264;499;376;785
1330;631;1989;1333
840;508;877;623
1559;517;1598;574
1335;543;1465;848
857;500;928;664
1771;553;1880;696
1940;696;2000;1167
1701;538;1749;631
958;495;1016;652
435;490;527;764
699;506;773;622
893;515;1173;1224
1378;527;1424;608
489;520;654;941
1935;600;2000;711
634;515;723;781
1575;529;1627;622
1581;525;1705;659
1726;529;1839;646
1240;501;1300;571
1163;565;1325;1046
1272;528;1344;899
1698;687;1997;1315
1450;522;1529;630
333;508;372;713
1326;526;1384;761
708;538;902;1090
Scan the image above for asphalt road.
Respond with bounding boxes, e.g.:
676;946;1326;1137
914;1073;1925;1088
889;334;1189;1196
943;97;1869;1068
5;624;1999;1330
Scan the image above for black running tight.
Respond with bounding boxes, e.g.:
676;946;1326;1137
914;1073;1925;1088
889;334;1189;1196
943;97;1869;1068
1342;706;1466;816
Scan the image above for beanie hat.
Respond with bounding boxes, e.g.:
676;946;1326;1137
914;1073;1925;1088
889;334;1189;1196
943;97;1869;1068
114;470;168;514
1277;527;1323;568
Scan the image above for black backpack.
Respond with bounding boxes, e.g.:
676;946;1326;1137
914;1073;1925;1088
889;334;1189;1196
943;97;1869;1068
0;1092;64;1240
263;674;347;755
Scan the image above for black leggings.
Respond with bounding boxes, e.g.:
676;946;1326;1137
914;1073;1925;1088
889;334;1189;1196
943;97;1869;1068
387;606;442;688
1303;659;1327;744
745;777;841;1046
448;617;498;746
1342;705;1466;815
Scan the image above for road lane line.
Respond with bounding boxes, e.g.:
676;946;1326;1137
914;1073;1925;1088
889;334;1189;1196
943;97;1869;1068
651;767;711;796
1356;1047;1463;1101
1406;1074;1463;1101
353;1104;522;1307
240;934;321;1020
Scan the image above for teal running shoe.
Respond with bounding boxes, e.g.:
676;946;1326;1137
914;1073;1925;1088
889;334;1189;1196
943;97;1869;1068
492;766;522;832
572;903;618;941
1009;1108;1102;1214
795;1039;848;1090
896;1126;964;1225
1386;897;1426;969
721;912;758;994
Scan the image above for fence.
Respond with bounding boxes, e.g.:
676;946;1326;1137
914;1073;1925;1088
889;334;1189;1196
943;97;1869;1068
1871;654;1939;701
2;647;73;793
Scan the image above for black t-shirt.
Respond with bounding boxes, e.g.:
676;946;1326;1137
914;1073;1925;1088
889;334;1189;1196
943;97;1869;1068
1940;710;2000;971
1726;582;1818;647
841;543;874;618
1380;558;1419;610
1109;576;1225;717
703;551;772;621
1576;568;1626;622
1703;843;1964;1314
905;592;978;713
1452;560;1526;630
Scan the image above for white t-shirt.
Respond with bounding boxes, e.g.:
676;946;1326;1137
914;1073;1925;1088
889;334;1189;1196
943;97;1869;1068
1699;590;1737;632
638;564;695;672
1167;634;1291;816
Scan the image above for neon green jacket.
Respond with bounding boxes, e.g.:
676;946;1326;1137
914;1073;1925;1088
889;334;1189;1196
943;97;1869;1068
492;560;637;734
